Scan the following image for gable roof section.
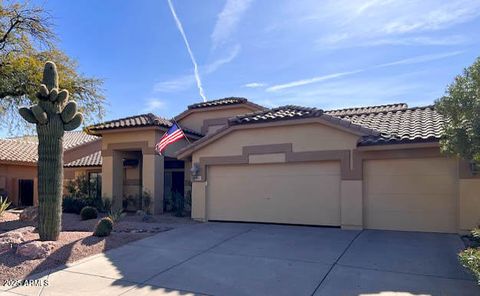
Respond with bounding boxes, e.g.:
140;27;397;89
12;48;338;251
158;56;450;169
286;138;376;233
174;97;266;121
176;105;380;158
0;131;100;165
86;113;203;137
65;151;102;168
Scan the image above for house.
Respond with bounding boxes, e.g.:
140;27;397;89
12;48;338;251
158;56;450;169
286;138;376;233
2;97;479;234
0;131;101;206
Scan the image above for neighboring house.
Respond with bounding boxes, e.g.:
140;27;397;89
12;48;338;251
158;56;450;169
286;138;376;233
2;97;479;234
0;131;101;206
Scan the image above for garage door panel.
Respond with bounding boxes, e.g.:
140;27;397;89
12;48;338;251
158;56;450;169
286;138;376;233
367;175;456;195
208;162;340;226
365;158;457;233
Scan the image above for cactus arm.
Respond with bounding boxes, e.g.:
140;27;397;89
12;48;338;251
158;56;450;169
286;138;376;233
63;113;83;131
42;62;59;91
19;107;38;124
61;101;77;123
49;88;59;102
56;90;69;105
31;105;48;124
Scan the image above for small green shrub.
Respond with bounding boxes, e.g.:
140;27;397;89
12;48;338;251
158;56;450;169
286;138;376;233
0;196;11;217
108;209;125;224
63;196;88;214
80;206;98;220
459;247;480;284
93;217;113;237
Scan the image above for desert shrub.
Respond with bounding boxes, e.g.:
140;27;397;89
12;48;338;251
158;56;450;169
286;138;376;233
102;198;112;213
108;209;125;224
173;191;185;217
0;196;11;217
459;247;480;284
80;206;98;220
140;190;152;214
65;174;103;211
93;217;113;237
62;196;88;214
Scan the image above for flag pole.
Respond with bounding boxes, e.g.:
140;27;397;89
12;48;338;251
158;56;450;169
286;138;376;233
172;118;192;144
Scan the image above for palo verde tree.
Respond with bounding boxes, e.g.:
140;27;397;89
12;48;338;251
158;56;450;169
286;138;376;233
19;61;83;241
435;57;480;164
0;1;104;132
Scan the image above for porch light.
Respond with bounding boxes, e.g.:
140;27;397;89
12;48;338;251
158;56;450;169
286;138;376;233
190;163;200;178
470;161;480;175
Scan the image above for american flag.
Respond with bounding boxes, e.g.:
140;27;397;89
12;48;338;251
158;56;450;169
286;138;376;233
155;123;186;155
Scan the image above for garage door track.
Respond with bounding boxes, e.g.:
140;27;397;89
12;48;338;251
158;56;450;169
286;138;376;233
5;223;479;296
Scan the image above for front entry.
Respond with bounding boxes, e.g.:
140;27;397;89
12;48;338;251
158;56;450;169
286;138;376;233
18;179;34;206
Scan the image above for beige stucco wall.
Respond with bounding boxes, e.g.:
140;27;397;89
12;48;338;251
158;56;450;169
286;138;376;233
0;164;38;206
192;122;359;162
206;162;341;226
340;180;363;229
364;158;458;233
459;179;480;232
178;106;255;134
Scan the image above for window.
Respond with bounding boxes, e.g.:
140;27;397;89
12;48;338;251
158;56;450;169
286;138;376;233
88;172;102;199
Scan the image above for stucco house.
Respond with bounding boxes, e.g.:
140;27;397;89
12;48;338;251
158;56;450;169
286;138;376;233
2;97;479;234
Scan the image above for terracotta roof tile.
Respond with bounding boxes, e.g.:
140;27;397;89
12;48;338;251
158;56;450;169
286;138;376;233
65;151;102;167
230;105;324;125
325;103;408;116
87;113;203;136
0;131;99;164
188;97;248;109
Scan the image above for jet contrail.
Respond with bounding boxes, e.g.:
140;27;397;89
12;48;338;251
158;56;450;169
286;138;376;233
167;0;207;102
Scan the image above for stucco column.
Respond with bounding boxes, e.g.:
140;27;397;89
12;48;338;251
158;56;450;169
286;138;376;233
340;180;363;230
192;182;207;221
101;151;124;210
142;153;164;214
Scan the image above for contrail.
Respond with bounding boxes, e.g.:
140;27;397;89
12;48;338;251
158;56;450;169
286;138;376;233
167;0;207;102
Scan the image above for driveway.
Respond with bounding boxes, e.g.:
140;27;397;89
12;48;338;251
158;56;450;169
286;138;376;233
3;222;479;296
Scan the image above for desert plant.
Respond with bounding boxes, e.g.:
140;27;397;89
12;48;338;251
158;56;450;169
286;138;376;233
140;189;152;214
19;61;83;241
108;209;125;224
62;196;88;214
459;248;480;284
80;206;98;220
102;198;112;213
93;217;113;237
173;191;185;217
0;196;11;217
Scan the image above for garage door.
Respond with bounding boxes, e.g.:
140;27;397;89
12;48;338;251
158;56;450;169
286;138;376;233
364;158;457;233
207;161;341;226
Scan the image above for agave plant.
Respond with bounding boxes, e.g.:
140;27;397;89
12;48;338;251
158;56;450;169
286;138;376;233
0;196;11;217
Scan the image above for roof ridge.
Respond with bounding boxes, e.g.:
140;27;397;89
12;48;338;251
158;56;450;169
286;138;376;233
336;105;434;117
325;102;407;113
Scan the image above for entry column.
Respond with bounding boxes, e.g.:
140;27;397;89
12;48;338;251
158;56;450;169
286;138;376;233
142;152;164;214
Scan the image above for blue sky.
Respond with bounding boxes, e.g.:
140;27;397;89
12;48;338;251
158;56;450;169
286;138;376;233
32;0;480;124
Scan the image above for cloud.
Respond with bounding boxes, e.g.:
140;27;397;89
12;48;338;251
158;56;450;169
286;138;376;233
154;45;241;93
244;82;266;88
267;51;463;92
167;0;207;101
303;0;480;48
143;98;166;112
211;0;253;48
266;70;364;92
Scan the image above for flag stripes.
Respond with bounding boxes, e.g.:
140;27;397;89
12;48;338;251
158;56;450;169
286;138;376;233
155;123;186;154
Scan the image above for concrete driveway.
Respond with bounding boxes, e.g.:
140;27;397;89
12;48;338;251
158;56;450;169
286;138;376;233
4;222;479;296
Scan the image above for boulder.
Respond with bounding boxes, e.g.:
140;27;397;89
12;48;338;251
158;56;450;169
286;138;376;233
16;241;56;260
0;227;34;253
19;206;38;222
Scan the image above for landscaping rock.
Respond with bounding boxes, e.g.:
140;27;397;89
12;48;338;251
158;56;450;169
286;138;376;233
19;206;38;222
0;227;34;253
16;241;56;260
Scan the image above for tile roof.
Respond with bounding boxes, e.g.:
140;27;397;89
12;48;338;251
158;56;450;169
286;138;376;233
0;139;38;164
0;131;99;164
65;151;102;167
337;106;444;145
87;113;203;136
187;97;249;109
230;105;324;125
325;103;408;116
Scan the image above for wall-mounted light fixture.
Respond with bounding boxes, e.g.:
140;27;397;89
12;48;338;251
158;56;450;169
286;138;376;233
190;163;200;179
470;161;479;175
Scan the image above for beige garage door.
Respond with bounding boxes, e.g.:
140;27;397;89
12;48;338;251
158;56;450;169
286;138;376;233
207;161;341;226
364;158;457;233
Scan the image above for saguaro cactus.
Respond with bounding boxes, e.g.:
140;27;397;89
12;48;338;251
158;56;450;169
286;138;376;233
19;61;83;241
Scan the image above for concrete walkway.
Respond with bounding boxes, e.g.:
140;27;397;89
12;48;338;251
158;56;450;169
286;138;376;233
3;222;479;296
